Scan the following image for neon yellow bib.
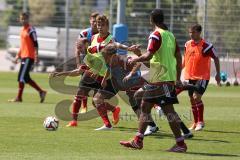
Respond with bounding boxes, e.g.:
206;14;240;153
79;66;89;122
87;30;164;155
149;29;177;83
84;34;112;76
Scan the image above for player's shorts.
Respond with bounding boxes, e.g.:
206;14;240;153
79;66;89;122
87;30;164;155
136;82;179;107
18;58;34;83
188;79;209;96
79;73;102;93
97;79;119;99
79;73;118;99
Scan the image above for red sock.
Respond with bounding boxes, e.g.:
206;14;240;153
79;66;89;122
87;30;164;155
191;99;198;123
135;132;144;142
17;82;24;100
72;96;82;121
28;80;43;92
196;101;204;123
104;102;116;112
176;137;185;146
82;97;87;109
96;103;112;128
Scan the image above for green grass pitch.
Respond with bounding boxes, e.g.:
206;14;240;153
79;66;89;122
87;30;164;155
0;72;240;160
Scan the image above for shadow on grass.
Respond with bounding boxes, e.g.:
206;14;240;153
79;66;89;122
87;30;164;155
187;138;230;143
187;152;240;157
114;126;138;132
204;129;240;135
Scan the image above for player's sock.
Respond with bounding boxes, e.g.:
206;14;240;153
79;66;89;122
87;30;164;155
72;95;82;121
17;82;24;100
196;100;204;123
28;80;43;92
96;103;112;128
104;102;116;112
82;96;88;109
191;99;198;124
180;121;190;134
176;136;185;146
135;132;144;142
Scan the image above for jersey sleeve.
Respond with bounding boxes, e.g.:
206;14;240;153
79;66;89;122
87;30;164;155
78;29;88;39
203;41;218;58
29;27;38;48
147;31;161;54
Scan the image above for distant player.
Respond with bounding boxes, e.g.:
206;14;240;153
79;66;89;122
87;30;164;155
8;12;46;103
120;9;187;152
183;24;220;131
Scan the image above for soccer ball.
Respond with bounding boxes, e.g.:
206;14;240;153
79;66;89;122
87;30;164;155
43;116;59;131
220;72;227;82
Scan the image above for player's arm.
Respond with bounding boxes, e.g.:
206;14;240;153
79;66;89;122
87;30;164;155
205;44;221;85
50;67;84;77
13;50;21;64
123;62;141;82
182;43;187;69
175;40;182;82
101;69;110;88
213;54;220;85
129;32;161;65
75;38;89;68
29;29;39;63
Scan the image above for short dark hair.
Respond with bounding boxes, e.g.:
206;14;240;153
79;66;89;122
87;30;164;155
150;9;164;25
190;24;202;33
20;12;29;19
90;12;99;18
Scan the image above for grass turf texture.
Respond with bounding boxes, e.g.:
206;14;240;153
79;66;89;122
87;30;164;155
0;72;240;160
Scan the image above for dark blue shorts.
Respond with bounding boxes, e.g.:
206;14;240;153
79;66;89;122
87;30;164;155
18;58;34;83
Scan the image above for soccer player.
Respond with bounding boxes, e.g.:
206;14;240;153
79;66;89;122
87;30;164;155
183;24;220;131
99;43;159;134
52;15;134;130
72;12;99;116
8;12;46;103
119;9;187;152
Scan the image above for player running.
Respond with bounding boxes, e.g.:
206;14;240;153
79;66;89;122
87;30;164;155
51;15;136;130
73;12;99;115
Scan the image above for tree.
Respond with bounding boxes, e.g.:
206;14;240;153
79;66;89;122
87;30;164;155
198;0;240;55
28;0;56;26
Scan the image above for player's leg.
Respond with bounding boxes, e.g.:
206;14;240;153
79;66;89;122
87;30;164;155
161;104;187;152
188;80;208;131
67;73;99;127
21;58;47;103
80;96;88;113
8;59;26;102
187;80;198;130
120;99;154;149
93;91;113;130
127;89;159;136
195;80;208;131
93;80;120;130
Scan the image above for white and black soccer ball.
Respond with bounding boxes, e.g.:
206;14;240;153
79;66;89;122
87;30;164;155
43;116;59;131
